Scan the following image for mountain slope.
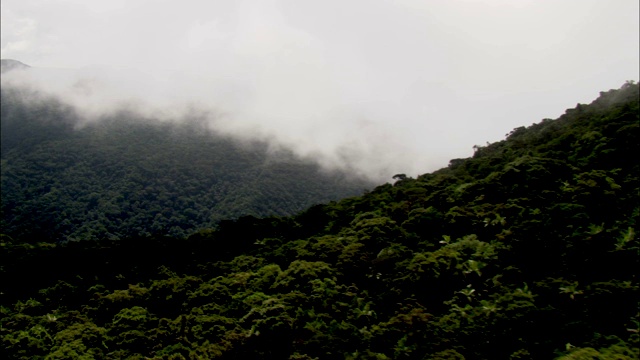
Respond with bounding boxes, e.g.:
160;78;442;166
0;59;30;74
1;82;638;359
0;86;374;241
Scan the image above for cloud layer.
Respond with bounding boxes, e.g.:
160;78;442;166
2;0;639;181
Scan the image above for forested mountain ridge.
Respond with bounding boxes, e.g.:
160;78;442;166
1;82;638;359
0;85;374;241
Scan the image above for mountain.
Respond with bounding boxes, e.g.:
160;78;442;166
0;85;374;242
0;59;30;74
1;82;638;359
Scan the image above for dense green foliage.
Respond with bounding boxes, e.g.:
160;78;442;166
0;87;373;241
1;82;638;359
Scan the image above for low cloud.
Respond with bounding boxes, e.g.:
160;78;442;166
1;0;638;182
1;64;424;181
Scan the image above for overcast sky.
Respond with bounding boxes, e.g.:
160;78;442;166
2;0;639;181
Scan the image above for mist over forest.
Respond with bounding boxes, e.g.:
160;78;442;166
0;59;439;182
1;64;376;242
1;1;639;358
3;1;637;184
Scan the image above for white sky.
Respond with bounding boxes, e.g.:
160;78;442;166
2;0;639;181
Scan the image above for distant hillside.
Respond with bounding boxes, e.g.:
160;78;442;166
0;59;30;73
1;82;638;359
0;86;374;241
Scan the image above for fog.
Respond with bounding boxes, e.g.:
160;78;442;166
2;0;639;181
